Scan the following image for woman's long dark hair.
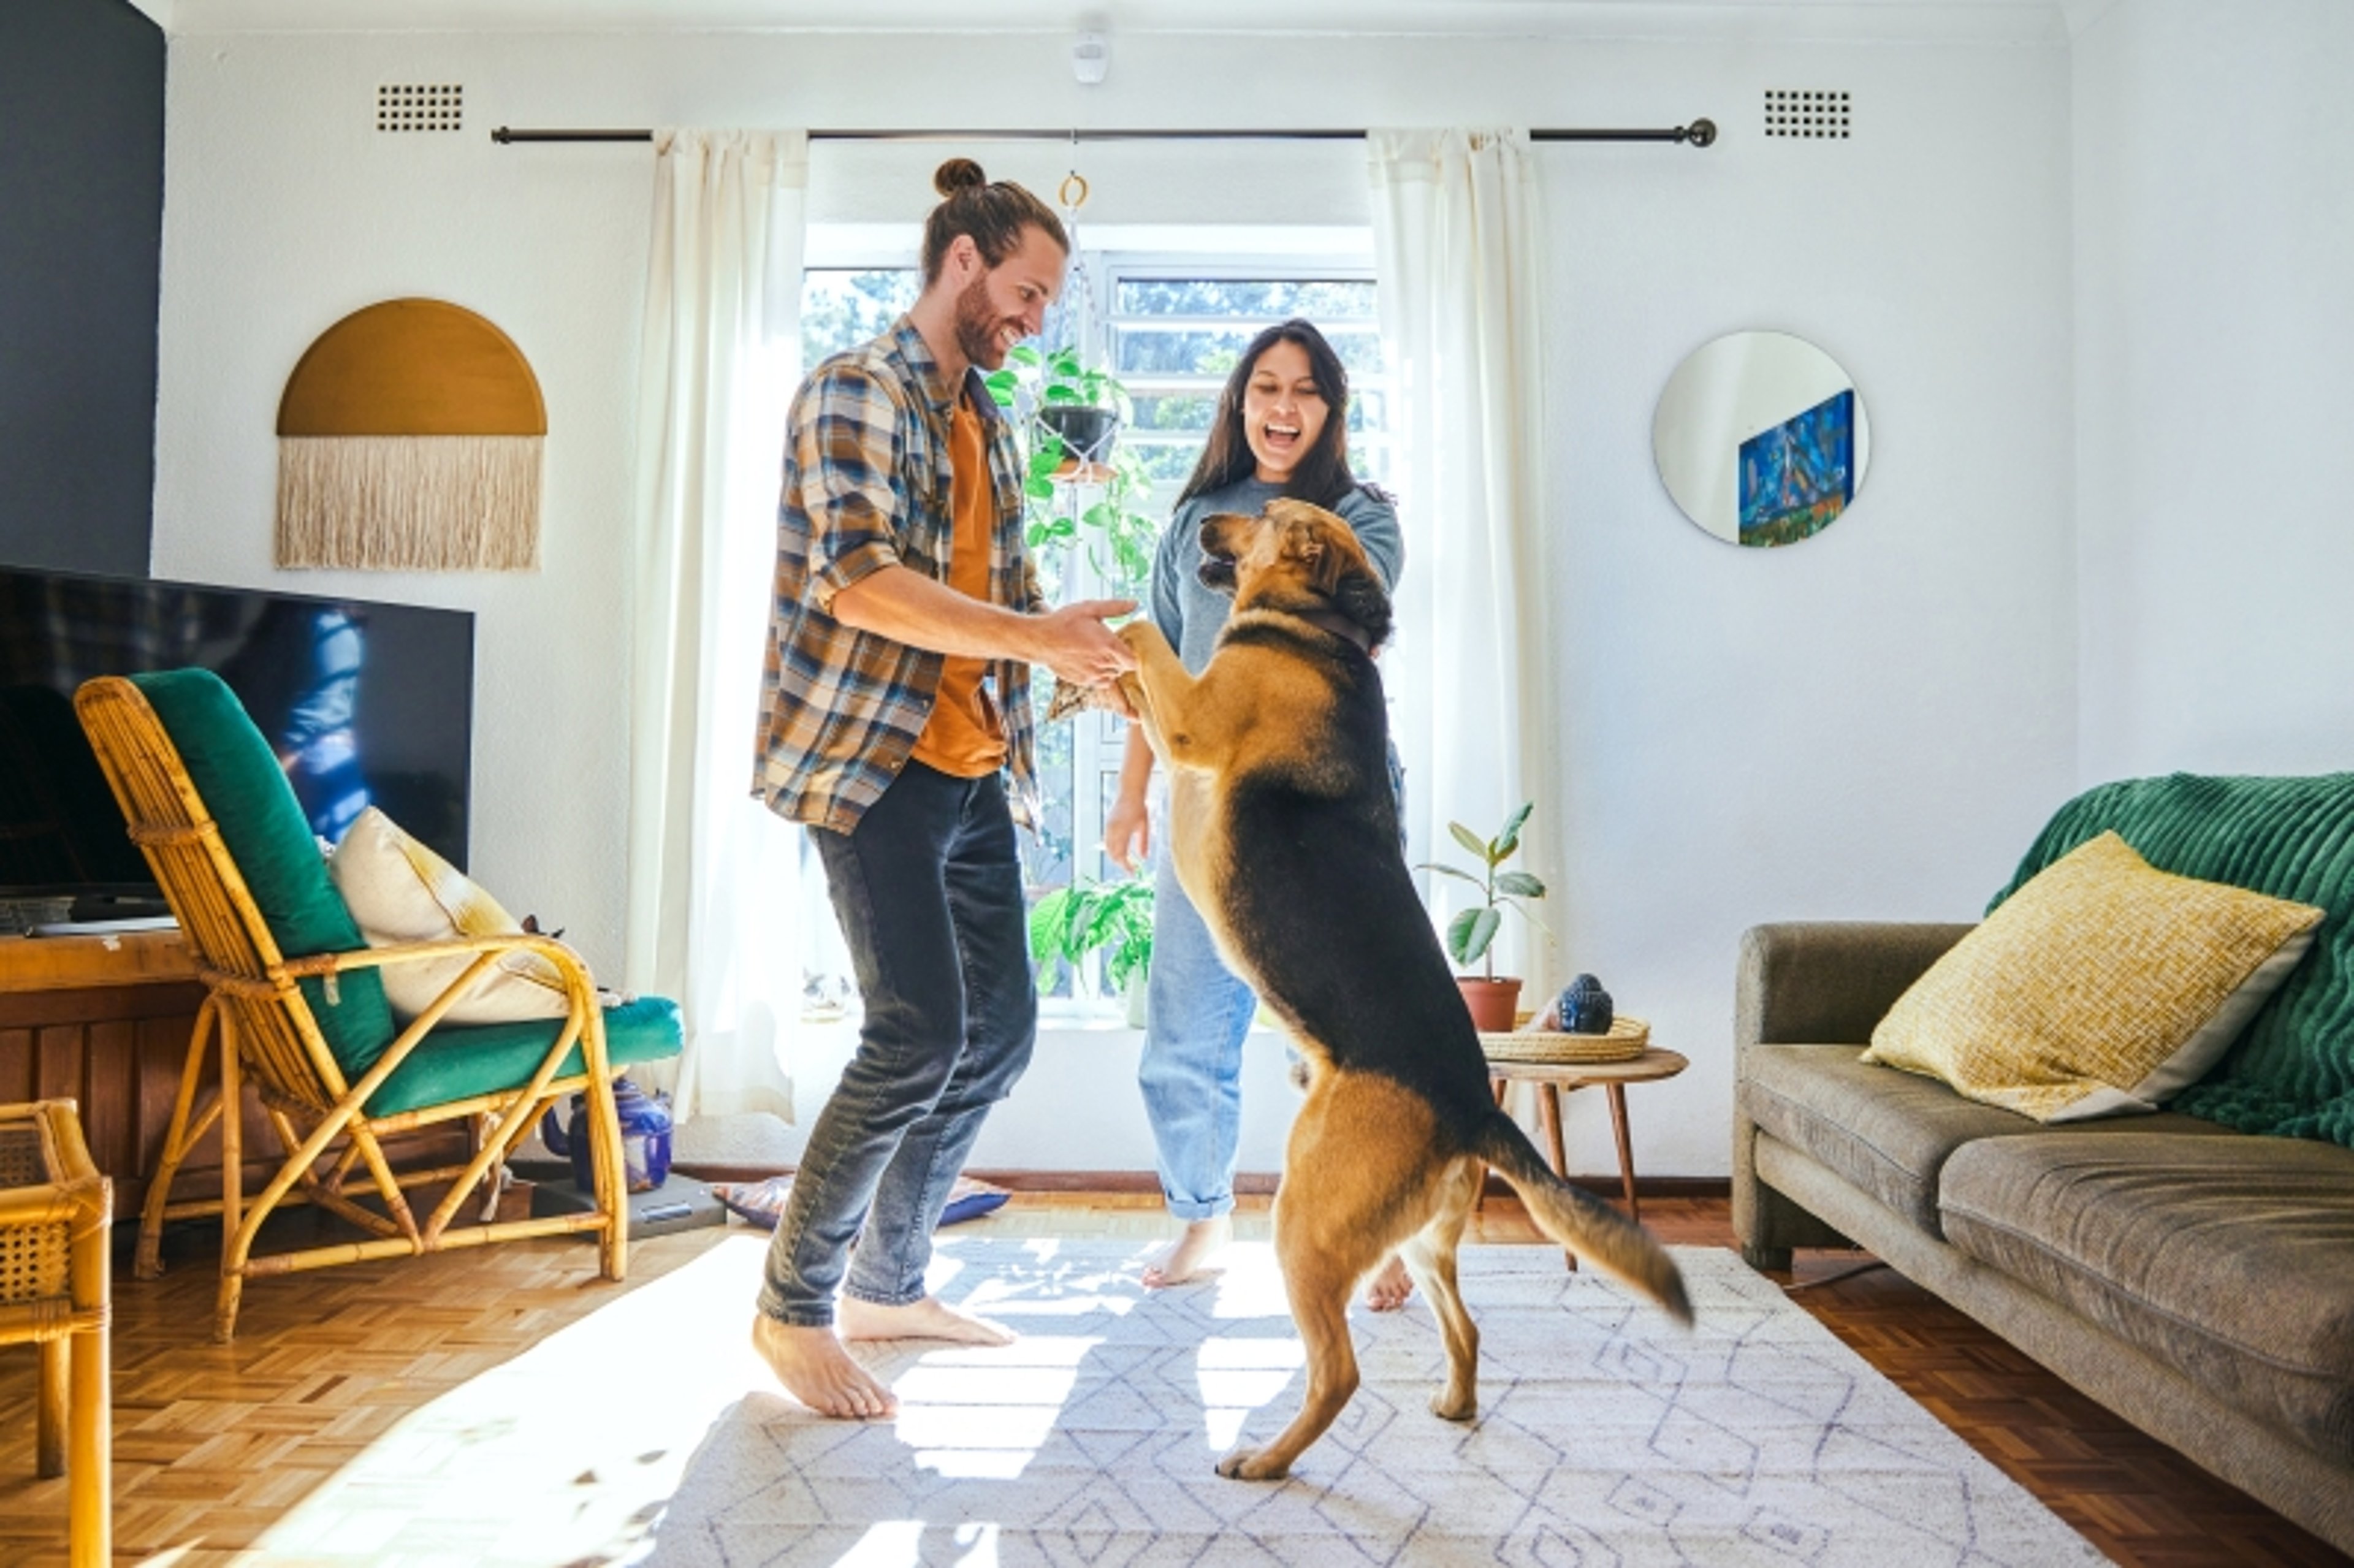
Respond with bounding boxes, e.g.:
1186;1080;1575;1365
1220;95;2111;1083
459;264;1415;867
1176;319;1360;508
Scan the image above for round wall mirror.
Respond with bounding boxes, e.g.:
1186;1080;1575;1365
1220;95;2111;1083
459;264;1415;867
1651;330;1870;547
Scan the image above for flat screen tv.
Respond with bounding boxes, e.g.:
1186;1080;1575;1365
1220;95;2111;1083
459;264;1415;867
0;564;473;918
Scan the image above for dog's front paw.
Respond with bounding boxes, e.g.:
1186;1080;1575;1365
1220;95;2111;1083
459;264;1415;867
1216;1446;1290;1482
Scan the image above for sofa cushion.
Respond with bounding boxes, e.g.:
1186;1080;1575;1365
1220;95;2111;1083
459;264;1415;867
1742;1045;2039;1233
1997;772;2354;1146
1742;1045;2236;1236
1941;1130;2354;1463
1867;832;2322;1122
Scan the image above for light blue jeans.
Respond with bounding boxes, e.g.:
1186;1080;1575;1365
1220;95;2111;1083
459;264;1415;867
1137;851;1258;1221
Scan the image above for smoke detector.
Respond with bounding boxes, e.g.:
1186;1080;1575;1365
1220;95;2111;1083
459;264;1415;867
1073;32;1110;86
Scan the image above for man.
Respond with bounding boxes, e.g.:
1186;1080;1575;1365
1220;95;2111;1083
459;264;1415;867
748;160;1135;1420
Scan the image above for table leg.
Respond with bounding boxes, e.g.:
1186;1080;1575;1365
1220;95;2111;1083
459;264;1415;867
68;1320;109;1568
1534;1086;1579;1271
1607;1082;1640;1224
37;1336;67;1477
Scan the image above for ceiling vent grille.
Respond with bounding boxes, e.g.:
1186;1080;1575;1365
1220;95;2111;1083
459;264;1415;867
1764;89;1849;140
378;85;463;134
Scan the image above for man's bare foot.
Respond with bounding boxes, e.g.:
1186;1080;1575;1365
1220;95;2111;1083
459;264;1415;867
751;1314;896;1419
1141;1214;1233;1288
839;1293;1016;1347
1364;1255;1414;1311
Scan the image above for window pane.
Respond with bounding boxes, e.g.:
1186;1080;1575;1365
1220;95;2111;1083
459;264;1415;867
1114;324;1384;381
1113;278;1379;319
801;269;918;366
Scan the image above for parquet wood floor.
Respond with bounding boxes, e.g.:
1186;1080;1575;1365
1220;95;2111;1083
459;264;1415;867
0;1193;2344;1566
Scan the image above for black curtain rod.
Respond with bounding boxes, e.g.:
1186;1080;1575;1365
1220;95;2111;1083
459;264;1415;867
489;121;1716;148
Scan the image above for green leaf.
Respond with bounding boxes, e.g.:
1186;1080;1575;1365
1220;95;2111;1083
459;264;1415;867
1043;384;1081;404
1024;477;1057;502
1008;344;1042;367
1447;822;1487;862
1027;888;1074;967
1416;862;1485;889
1496;871;1546;899
1448;907;1501;968
1493;801;1534;860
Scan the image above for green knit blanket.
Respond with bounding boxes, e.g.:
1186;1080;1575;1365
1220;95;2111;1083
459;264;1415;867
1992;772;2354;1147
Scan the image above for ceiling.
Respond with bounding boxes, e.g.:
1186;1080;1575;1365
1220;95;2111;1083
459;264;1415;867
126;0;2105;42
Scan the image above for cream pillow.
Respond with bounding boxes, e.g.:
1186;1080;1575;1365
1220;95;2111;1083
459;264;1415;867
329;807;569;1025
1862;831;2322;1122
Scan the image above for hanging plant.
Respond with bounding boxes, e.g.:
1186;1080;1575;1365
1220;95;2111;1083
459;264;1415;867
986;345;1160;595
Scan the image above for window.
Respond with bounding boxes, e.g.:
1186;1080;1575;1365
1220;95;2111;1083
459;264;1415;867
795;248;1388;1016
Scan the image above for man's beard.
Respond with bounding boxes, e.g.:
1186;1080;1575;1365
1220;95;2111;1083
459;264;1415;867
953;273;1014;370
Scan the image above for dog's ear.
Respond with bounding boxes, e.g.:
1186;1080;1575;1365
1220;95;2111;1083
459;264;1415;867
1281;517;1347;596
1335;564;1393;649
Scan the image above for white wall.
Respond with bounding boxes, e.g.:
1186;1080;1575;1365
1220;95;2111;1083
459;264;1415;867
152;15;2076;1178
2074;0;2354;782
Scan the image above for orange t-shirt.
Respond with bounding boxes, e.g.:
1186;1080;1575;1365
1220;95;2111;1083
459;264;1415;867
908;398;1010;777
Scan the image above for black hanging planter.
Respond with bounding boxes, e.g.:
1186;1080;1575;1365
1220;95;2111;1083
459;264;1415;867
1036;405;1122;476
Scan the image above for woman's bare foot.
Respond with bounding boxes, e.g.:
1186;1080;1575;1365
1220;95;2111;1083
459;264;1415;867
839;1293;1016;1347
1364;1254;1415;1311
750;1314;896;1419
1141;1214;1233;1287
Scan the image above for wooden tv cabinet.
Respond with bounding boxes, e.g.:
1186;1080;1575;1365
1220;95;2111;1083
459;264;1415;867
0;929;465;1228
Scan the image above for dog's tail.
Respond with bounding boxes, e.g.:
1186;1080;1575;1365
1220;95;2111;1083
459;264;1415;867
1469;1111;1693;1326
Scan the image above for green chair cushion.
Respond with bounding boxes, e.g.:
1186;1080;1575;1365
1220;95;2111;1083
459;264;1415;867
365;994;685;1117
131;669;398;1073
1994;772;2354;1147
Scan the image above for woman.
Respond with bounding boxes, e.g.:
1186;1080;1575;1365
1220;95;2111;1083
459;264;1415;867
1106;319;1412;1304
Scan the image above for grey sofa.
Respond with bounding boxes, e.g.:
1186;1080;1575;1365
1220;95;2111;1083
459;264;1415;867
1733;921;2354;1555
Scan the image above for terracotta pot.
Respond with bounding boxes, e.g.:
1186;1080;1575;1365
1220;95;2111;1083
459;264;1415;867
1455;976;1523;1032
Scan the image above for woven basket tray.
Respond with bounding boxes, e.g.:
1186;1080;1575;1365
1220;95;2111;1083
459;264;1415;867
1480;1014;1649;1065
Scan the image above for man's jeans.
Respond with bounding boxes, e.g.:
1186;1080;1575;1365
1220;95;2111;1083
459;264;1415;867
758;762;1037;1326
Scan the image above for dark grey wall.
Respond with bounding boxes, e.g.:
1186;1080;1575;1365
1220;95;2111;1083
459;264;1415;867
0;0;165;579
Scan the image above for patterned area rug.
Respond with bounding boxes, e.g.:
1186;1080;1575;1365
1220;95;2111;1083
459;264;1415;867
650;1242;2106;1566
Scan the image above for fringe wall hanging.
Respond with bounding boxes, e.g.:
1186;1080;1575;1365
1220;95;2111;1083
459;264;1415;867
276;298;546;570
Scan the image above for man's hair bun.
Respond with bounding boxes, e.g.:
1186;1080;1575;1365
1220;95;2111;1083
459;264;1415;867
934;158;988;196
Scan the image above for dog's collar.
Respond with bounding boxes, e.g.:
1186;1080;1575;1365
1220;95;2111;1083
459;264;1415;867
1290;607;1376;653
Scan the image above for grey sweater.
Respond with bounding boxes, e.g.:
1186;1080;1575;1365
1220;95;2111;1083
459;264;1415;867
1148;477;1404;674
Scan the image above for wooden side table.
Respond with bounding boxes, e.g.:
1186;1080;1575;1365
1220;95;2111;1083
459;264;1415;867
0;1098;112;1567
1486;1048;1690;1267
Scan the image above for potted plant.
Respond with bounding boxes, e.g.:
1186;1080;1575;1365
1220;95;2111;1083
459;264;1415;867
1420;801;1549;1031
1027;872;1156;1026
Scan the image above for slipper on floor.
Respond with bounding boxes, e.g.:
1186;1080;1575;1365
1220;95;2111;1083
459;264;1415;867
709;1173;1010;1229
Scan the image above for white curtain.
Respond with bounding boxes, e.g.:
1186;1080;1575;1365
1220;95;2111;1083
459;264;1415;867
1368;129;1564;1001
627;129;810;1121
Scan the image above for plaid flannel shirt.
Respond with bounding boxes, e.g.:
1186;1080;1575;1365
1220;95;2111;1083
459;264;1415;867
753;317;1045;835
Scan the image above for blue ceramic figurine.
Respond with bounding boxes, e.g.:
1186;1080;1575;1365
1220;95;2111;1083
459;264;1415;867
1558;973;1615;1034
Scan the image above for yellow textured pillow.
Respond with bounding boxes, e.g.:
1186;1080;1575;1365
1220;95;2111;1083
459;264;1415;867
1862;831;2322;1122
328;807;569;1024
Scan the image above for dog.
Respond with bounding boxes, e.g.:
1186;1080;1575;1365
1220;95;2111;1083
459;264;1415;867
1114;497;1693;1480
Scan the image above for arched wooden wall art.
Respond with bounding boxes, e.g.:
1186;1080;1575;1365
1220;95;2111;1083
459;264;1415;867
275;298;546;571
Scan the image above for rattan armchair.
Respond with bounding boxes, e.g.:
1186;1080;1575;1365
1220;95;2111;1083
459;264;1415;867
74;671;680;1341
